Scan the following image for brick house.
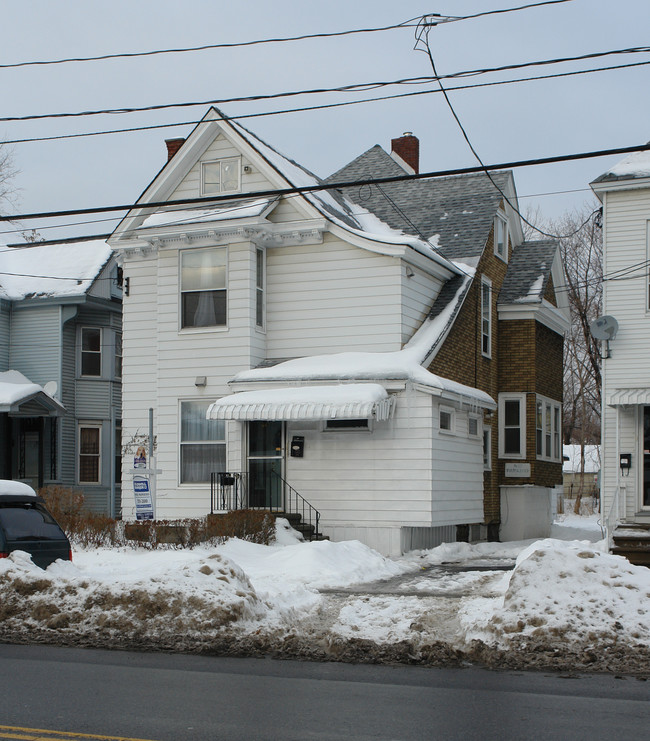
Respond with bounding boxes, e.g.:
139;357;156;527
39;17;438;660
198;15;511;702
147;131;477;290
109;108;569;553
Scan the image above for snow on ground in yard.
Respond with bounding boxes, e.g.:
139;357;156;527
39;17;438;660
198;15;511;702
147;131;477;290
1;515;649;670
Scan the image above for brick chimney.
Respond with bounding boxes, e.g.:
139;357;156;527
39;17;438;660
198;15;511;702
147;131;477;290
390;132;419;174
165;138;185;162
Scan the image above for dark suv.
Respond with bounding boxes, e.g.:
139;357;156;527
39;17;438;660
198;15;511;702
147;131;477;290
0;480;72;569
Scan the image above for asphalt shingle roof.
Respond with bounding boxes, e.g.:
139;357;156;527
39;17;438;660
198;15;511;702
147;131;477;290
499;239;558;304
327;145;512;262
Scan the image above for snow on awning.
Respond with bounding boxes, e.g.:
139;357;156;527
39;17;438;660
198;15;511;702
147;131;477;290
207;384;395;421
0;370;65;416
607;388;650;407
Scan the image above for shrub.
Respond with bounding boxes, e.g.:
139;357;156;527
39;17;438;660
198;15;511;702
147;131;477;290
205;510;275;545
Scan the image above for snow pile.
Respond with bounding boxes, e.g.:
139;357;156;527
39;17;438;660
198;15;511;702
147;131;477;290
461;540;650;648
0;548;265;643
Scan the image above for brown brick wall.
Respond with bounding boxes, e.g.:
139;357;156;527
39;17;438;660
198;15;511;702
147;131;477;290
544;273;557;306
428;213;564;525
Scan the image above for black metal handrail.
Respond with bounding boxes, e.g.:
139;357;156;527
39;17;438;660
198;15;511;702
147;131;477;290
210;469;321;540
270;470;321;540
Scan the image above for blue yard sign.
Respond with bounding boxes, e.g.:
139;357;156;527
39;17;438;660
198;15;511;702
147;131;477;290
133;475;154;520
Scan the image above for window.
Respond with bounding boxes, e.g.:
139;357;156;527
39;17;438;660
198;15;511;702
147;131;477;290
535;396;562;461
81;327;102;376
114;420;122;486
256;248;265;329
483;427;492;470
180;400;226;484
499;394;525;458
481;277;492;358
110;265;123;299
79;425;101;484
324;419;370;431
468;415;479;437
494;213;508;261
180;248;227;329
201;157;241;196
439;406;455;433
114;332;122;379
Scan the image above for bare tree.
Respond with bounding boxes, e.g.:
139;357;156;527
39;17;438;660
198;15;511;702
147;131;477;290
0;144;18;215
524;204;603;445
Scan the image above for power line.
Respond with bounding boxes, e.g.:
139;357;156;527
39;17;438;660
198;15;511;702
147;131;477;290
0;2;572;70
4;58;649;148
1;142;648;224
2;45;647;125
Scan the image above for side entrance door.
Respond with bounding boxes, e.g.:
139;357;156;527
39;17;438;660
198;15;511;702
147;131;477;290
247;421;284;509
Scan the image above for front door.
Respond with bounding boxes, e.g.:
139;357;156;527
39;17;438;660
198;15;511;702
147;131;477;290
247;421;284;508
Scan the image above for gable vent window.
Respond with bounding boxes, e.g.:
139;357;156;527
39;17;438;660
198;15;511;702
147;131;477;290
201;157;241;196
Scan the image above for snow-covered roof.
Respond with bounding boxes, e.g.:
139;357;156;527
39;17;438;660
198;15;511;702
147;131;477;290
563;444;600;474
0;238;112;300
0;370;65;415
207;384;394;421
139;197;277;229
0;480;37;497
594;148;650;183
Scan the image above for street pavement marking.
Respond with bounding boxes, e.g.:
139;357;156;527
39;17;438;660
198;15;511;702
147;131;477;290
0;726;157;741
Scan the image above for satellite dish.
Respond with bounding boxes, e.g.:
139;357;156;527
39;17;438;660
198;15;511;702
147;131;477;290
43;381;58;398
590;315;619;341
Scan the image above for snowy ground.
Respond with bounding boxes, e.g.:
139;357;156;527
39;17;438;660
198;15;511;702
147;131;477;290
2;513;649;675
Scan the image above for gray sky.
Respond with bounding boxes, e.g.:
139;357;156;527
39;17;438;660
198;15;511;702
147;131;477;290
1;0;648;242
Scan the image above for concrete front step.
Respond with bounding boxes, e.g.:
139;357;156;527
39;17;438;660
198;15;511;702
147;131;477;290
273;511;325;542
612;523;650;566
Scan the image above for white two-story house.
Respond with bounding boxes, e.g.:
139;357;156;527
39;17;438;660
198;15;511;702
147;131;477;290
109;108;568;554
592;149;650;561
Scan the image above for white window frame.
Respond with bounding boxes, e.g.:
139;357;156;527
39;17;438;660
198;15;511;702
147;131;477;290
80;327;102;377
200;157;241;196
535;394;562;462
179;399;227;485
78;423;101;485
499;393;526;459
255;247;265;330
110;264;123;299
179;247;228;331
483;426;492;471
114;331;122;379
439;405;456;434
481;276;492;359
468;414;480;438
494;212;508;262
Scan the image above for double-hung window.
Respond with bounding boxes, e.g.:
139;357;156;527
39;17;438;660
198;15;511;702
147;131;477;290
180;248;227;329
494;213;508;261
81;327;102;376
499;393;526;458
180;400;226;484
201;157;241;196
535;395;562;461
481;277;492;358
79;424;101;484
114;332;122;379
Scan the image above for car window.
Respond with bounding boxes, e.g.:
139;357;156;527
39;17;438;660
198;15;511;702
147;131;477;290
0;505;66;541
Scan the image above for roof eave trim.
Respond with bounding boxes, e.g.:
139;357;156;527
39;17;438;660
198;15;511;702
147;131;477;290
497;301;570;335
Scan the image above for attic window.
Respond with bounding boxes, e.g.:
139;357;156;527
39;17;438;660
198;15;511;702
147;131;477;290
201;158;241;196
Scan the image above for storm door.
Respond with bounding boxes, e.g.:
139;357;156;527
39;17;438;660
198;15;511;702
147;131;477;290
247;421;284;508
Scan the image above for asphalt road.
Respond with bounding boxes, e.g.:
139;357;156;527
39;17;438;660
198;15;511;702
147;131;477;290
1;644;648;740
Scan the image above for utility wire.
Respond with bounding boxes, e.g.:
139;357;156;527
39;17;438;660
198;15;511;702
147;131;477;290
413;17;605;241
2;45;647;125
1;142;648;224
3;57;649;148
0;2;572;70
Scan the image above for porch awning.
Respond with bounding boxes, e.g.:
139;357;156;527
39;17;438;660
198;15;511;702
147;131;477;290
0;370;65;417
207;384;395;421
607;388;650;407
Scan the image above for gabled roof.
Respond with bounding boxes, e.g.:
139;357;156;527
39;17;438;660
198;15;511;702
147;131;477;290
499;240;558;304
0;237;112;301
327;145;514;262
111;109;459;277
0;370;65;416
591;148;650;186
